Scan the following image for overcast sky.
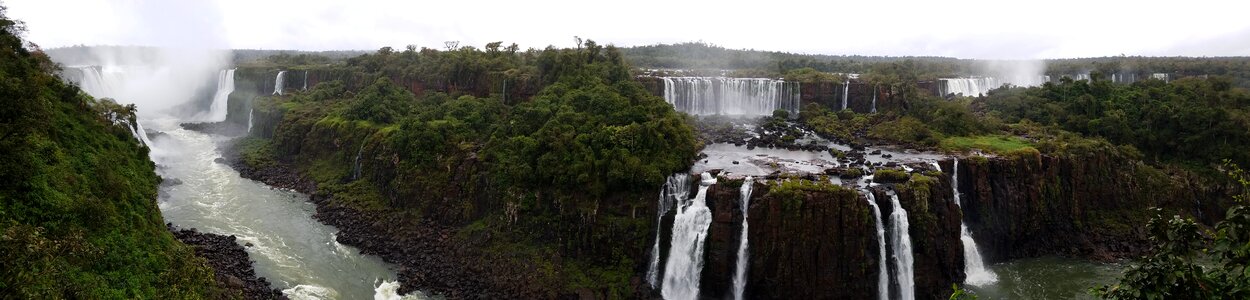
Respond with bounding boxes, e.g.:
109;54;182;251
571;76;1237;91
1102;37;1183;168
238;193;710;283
5;0;1249;59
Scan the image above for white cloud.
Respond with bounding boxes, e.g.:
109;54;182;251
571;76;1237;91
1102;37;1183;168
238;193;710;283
5;0;1249;59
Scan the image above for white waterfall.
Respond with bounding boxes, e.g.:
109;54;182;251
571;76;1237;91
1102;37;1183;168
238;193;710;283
247;108;254;133
661;172;717;300
731;177;754;300
939;76;1049;97
660;77;800;116
273;71;287;96
870;85;878;113
303;70;310;90
866;192;889;300
950;160;998;286
889;193;915;300
66;66;119;98
648;173;691;288
204;69;235;122
1152;73;1169;82
841;80;850;110
352;142;367;180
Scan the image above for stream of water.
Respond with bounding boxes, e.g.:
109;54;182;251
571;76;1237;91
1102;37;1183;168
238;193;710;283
149;118;421;300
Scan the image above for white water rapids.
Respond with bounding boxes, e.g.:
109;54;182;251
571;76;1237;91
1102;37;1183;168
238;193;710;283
950;160;998;285
889;193;916;300
63;64;425;299
660;172;717;300
731;177;753;300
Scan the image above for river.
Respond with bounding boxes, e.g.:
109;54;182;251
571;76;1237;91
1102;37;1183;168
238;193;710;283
148;117;423;300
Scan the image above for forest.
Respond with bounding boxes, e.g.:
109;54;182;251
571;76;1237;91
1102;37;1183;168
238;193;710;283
0;9;223;298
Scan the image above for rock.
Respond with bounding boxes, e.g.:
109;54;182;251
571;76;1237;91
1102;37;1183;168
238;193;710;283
169;226;286;299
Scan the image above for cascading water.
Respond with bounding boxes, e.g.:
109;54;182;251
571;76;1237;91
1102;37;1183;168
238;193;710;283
203;69;235;122
661;172;717;300
841;80;850;110
889;193;916;300
866;192;890;300
939;76;1049;97
65;66;119;97
731;177;754;300
870;85;878;113
303;70;309;90
352;141;366;181
247;108;254;133
648;173;691;288
950;160;998;285
660;77;800;116
55;56;424;299
273;71;287;96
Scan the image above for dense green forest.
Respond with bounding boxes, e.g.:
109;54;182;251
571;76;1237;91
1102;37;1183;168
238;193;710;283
0;8;224;298
796;64;1250;171
243;39;698;297
621;42;1250;87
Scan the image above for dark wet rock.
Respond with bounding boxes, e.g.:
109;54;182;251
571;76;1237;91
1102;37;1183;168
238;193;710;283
870;149;881;155
161;177;183;187
181;121;247;136
169;225;286;300
214;157;228;164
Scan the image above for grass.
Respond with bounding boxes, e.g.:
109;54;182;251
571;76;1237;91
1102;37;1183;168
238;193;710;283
941;135;1035;154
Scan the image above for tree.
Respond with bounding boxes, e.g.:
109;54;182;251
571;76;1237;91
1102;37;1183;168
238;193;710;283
1094;161;1250;299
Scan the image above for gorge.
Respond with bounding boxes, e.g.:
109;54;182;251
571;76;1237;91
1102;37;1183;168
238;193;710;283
6;4;1248;297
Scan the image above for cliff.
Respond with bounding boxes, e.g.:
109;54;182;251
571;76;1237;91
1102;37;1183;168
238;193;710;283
698;179;879;299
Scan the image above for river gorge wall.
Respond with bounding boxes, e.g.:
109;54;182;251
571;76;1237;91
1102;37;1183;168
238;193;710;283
231;72;1228;299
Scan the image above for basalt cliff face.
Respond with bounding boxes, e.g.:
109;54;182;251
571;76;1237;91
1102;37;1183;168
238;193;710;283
956;154;1229;263
699;181;879;299
687;153;1222;299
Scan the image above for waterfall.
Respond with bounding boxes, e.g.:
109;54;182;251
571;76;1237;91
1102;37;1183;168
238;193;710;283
247;108;254;133
870;85;878;113
939;76;1049;97
841;80;850;110
205;69;235;122
863;192;889;300
648;173;691;288
303;70;309;90
1152;73;1169;82
660;172;717;300
889;193;915;300
352;142;366;180
861;192;889;300
950;160;998;285
731;177;754;300
65;66;118;98
64;66;154;150
660;77;800;116
273;71;287;96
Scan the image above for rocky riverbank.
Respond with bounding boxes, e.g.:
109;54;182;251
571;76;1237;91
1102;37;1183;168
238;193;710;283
168;225;286;300
221;139;545;299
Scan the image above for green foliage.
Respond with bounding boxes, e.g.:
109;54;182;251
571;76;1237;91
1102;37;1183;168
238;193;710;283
940;135;1035;154
0;7;221;298
874;169;912;183
869;116;943;147
978;77;1250;166
783;67;847;83
767;179;852;213
345;77;416;123
250;39;699;296
950;284;978;300
1094;162;1250;299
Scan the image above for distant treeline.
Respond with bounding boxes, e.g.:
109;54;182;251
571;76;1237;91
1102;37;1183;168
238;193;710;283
620;42;1250;86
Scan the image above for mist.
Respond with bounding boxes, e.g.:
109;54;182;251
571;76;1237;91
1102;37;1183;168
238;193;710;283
977;60;1048;86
